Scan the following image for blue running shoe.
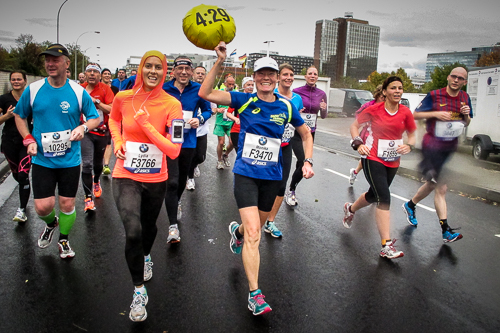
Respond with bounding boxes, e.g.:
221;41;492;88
402;202;418;226
264;221;282;238
248;289;272;315
229;221;243;254
443;228;463;243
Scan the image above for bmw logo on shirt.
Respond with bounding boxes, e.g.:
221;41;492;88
389;141;395;147
53;132;61;140
259;137;267;146
140;144;149;153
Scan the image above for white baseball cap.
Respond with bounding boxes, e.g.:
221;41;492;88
242;77;253;86
253;57;279;72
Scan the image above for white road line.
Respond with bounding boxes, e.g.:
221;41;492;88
324;168;436;212
495;234;500;238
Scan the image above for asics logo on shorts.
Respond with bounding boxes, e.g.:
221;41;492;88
60;101;70;113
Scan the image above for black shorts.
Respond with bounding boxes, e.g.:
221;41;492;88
233;174;281;212
32;164;81;199
418;148;454;182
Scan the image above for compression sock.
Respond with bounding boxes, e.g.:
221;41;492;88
408;200;416;210
39;209;57;227
58;208;76;236
439;219;449;233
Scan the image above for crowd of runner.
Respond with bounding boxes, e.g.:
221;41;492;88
0;40;470;321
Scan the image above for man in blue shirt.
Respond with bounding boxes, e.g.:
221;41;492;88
14;43;99;259
111;69;129;91
162;56;212;243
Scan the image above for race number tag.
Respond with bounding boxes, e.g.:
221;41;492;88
282;123;295;144
41;130;72;157
242;133;280;167
435;121;465;141
301;113;317;130
182;110;193;129
377;139;403;161
123;142;162;174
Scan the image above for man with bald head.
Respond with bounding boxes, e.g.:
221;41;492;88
402;67;472;244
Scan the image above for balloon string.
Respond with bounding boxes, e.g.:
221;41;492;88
216;62;228;89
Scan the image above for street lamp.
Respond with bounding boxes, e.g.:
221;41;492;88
57;0;69;43
82;47;100;72
74;31;100;80
263;41;274;57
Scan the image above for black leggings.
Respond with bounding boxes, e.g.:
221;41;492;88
81;133;109;197
278;144;293;196
165;148;196;225
113;178;166;286
230;132;239;153
361;159;398;210
188;135;207;178
289;131;315;191
1;139;31;209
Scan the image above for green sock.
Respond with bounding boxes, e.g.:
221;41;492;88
59;208;76;236
39;209;56;226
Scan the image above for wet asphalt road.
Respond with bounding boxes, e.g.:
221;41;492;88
0;128;499;333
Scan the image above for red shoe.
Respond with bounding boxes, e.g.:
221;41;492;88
93;182;102;198
84;198;96;212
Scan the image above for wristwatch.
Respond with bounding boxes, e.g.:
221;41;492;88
82;124;89;133
95;99;101;105
407;144;415;151
304;158;314;167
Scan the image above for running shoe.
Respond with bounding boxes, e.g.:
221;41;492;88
229;221;243;254
342;202;355;228
129;288;148;322
167;224;181;244
264;221;282;238
13;208;27;223
102;165;111;176
442;227;463;243
284;190;298;206
186;178;195;191
216;161;224;170
380;239;404;259
402;202;418;226
38;217;59;248
248;289;272;315
177;201;182;220
193;166;201;178
222;154;231;167
84;197;96;212
58;239;75;259
93;182;102;198
144;255;153;281
349;168;357;186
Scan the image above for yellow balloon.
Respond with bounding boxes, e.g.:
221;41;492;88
183;4;236;50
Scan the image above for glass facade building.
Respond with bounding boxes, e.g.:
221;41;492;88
314;14;380;81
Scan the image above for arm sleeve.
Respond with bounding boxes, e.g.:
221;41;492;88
415;93;433;112
134;102;183;159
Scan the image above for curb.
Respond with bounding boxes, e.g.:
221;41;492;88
0;160;9;179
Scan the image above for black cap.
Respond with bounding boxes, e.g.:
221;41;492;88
39;43;70;58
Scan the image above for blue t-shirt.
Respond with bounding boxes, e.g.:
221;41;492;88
14;78;98;168
230;91;304;180
162;80;212;149
111;77;130;91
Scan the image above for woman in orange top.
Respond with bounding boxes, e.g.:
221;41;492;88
108;50;182;322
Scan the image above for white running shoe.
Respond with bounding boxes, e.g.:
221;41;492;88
222;154;231;167
349;168;357;186
13;208;27;223
58;239;76;259
186;178;195;190
194;166;201;178
167;224;181;243
216;161;224;170
380;239;404;259
177;201;182;220
284;190;297;206
129;287;148;322
342;202;355;228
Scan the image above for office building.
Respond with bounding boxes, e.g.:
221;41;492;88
314;12;380;82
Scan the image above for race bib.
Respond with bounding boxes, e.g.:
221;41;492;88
41;130;72;157
435;121;465;141
123;142;162;174
377;139;403;161
301;113;317;130
97;109;104;126
281;123;295;144
182;110;193;129
242;133;280;167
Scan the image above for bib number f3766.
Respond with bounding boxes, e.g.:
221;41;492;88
123;142;162;174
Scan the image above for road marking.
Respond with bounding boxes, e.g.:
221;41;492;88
495;234;500;238
324;168;436;212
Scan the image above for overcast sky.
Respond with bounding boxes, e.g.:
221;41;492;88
1;0;499;77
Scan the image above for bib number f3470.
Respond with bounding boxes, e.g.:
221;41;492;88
123;142;162;174
242;133;280;167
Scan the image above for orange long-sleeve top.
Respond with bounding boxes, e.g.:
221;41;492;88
109;89;182;183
